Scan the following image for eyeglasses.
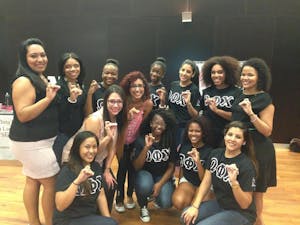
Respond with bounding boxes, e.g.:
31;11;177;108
130;84;145;89
107;99;123;105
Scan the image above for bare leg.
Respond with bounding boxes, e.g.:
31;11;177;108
254;192;264;225
23;176;42;225
39;176;56;225
172;182;196;210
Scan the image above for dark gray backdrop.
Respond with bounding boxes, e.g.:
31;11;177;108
0;0;299;143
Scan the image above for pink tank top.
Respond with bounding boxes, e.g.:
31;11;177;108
125;109;144;144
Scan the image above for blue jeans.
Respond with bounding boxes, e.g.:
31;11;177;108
181;200;252;225
135;170;175;208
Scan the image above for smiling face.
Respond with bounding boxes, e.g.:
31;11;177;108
150;64;164;85
64;58;80;83
179;63;194;85
107;92;123;118
79;137;98;166
102;64;118;87
129;78;145;101
150;114;166;138
26;44;48;75
188;122;203;147
240;66;259;92
211;64;226;88
224;127;245;154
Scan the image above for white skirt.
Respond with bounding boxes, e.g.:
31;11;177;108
10;137;60;179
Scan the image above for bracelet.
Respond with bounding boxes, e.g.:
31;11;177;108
230;181;240;189
67;97;77;104
250;114;257;123
248;113;255;117
72;181;80;186
191;204;199;209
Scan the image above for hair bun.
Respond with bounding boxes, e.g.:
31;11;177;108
156;57;166;64
106;58;119;66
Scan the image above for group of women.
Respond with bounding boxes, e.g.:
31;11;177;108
9;37;276;225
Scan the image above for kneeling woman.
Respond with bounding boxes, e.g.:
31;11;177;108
182;121;257;225
132;109;178;223
53;131;117;225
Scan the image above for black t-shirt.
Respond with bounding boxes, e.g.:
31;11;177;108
149;83;166;109
132;136;178;177
200;85;241;131
168;81;201;124
92;83;107;112
53;162;104;225
179;143;213;186
206;148;256;223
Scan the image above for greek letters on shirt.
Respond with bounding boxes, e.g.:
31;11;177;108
179;153;204;172
209;157;230;184
146;148;170;162
96;98;104;111
76;175;103;196
204;94;235;109
150;93;160;107
168;90;186;107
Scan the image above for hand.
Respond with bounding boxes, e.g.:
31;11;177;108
238;98;254;116
152;182;162;197
182;90;191;104
128;107;140;120
104;121;117;139
205;97;218;112
226;163;239;182
145;133;155;148
69;84;83;102
75;165;95;184
156;87;167;102
103;169;117;189
88;80;100;95
187;148;200;162
46;84;60;100
181;205;199;225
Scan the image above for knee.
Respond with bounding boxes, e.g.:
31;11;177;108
172;194;187;210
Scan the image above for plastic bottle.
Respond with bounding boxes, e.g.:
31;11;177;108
5;92;10;106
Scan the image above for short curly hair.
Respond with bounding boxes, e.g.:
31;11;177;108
241;58;272;92
202;56;240;87
119;71;150;101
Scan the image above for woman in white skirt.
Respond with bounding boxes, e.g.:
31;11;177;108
9;38;60;225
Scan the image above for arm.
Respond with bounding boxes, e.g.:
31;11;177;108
152;162;175;197
227;165;253;209
188;148;205;180
239;99;274;137
142;99;153;119
84;80;99;116
97;189;110;217
103;140;117;189
132;134;154;170
182;91;199;118
181;170;212;225
206;97;231;120
12;77;59;123
55;166;94;211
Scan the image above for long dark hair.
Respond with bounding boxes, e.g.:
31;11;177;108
58;52;85;86
102;84;127;133
15;38;47;91
139;109;176;149
224;121;258;175
68;131;99;195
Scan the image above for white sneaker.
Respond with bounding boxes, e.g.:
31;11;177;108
140;206;150;222
125;201;136;209
115;202;126;213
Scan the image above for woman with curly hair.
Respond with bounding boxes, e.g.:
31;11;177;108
232;58;276;225
200;56;241;147
115;71;153;213
132;109;177;222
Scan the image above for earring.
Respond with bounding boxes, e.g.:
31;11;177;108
242;142;246;145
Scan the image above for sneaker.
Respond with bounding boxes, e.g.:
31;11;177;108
153;200;160;209
125;197;136;209
140;206;150;222
115;202;126;213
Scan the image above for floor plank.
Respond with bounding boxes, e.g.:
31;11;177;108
1;147;299;225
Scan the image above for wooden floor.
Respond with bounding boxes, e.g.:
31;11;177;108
1;146;300;225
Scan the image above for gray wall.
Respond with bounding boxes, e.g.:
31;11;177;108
0;0;299;142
